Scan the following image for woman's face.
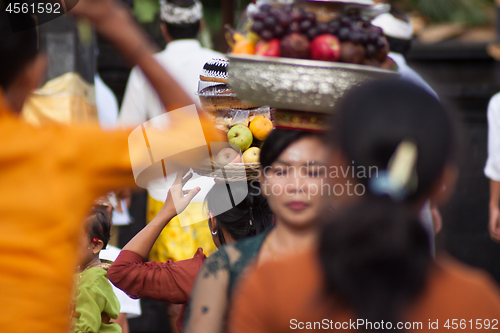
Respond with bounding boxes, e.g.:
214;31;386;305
261;136;331;229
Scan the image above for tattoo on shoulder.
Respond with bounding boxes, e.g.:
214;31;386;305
202;252;229;278
201;306;209;314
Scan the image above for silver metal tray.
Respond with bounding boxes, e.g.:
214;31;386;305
227;54;398;113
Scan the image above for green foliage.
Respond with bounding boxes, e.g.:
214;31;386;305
204;7;222;33
407;0;495;25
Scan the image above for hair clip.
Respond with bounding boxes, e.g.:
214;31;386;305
369;140;418;201
92;238;99;243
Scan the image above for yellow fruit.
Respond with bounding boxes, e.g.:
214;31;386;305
249;116;273;141
242;147;260;163
233;33;246;43
231;39;256;55
246;31;261;44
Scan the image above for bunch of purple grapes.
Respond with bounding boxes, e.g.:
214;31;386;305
330;10;386;58
250;5;387;58
251;4;320;41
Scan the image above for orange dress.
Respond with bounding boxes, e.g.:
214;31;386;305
229;250;500;333
0;93;223;333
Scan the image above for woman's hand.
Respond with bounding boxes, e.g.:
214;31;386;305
158;170;201;221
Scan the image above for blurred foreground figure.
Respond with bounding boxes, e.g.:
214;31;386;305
229;81;500;333
373;8;441;253
0;1;223;332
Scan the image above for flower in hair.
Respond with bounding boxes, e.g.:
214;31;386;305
92;238;99;243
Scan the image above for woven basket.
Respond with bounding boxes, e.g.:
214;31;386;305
193;160;261;182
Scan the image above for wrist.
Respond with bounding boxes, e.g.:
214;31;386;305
158;208;177;223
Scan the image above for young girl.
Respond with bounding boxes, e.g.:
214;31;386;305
72;206;121;333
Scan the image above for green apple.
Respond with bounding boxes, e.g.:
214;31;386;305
242;147;260;163
227;125;253;152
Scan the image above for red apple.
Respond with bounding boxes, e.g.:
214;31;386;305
280;33;310;59
340;41;366;64
215;148;241;165
310;34;341;61
255;38;281;57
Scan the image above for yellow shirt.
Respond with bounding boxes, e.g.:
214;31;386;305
0;94;223;333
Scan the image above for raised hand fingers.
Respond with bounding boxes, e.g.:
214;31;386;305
182;172;194;186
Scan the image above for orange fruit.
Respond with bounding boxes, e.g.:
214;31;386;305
231;39;256;55
249;116;273;141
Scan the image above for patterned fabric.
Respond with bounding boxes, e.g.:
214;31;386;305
274;109;328;132
147;195;217;262
159;0;203;24
200;58;229;81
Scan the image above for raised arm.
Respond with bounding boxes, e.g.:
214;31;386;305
108;248;205;304
108;171;203;303
71;0;193;111
70;0;220;148
123;171;199;258
68;0;224;196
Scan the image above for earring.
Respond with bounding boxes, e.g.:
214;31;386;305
87;247;91;250
211;230;218;236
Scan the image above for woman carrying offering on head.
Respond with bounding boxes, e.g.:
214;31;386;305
184;129;333;333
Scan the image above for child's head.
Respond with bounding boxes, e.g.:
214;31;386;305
78;206;112;267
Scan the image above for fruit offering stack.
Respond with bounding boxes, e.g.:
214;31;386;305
230;4;394;69
198;58;258;113
197;58;274;165
215;113;274;165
